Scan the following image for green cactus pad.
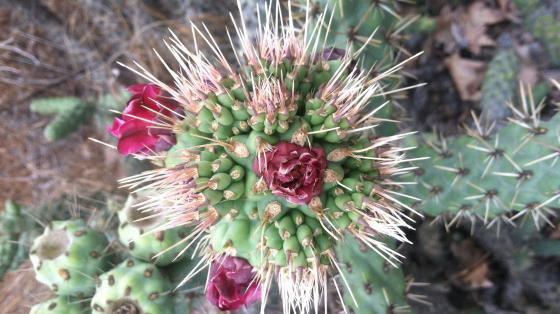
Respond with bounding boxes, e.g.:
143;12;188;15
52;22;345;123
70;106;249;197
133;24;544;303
91;259;173;314
117;193;190;266
30;296;87;314
305;0;403;71
337;236;408;314
30;219;110;296
403;110;560;226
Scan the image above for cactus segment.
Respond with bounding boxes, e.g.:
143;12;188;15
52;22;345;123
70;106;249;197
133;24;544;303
480;50;519;124
117;193;191;266
91;259;173;314
403;95;560;228
111;1;420;312
30;219;110;296
337;236;408;314
30;296;87;314
30;97;93;141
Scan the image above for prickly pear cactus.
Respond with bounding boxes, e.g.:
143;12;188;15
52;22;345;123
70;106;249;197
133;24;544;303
117;193;190;266
30;97;93;141
30;296;88;314
110;1;419;312
480;50;519;124
337;237;408;314
403;91;560;228
305;0;404;71
91;259;173;314
30;219;111;296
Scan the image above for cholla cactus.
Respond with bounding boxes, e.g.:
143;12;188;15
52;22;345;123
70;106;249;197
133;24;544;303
108;1;420;312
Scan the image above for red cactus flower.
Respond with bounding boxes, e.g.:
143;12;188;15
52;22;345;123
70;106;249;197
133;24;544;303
108;84;178;155
253;141;327;204
206;256;261;311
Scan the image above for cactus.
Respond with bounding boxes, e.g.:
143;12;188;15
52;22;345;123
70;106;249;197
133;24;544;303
30;296;87;314
0;201;45;278
403;87;560;229
91;259;173;314
30;219;111;296
304;0;405;71
514;0;560;66
108;1;420;311
117;192;190;266
337;237;408;314
0;201;24;277
30;97;93;141
480;50;519;124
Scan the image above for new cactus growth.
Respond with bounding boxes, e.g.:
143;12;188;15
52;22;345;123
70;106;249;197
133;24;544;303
117;192;190;266
30;97;93;142
480;49;519;124
30;296;87;314
403;85;560;230
91;259;173;314
107;1;421;311
30;219;110;296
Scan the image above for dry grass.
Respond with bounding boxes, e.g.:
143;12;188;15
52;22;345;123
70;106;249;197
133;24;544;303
0;0;235;209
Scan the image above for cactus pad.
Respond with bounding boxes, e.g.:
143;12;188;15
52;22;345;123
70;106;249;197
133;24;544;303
30;296;87;314
30;219;110;296
91;259;173;314
404;90;560;229
117;193;190;266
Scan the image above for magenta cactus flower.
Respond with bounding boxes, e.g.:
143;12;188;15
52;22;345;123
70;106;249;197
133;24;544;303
206;256;261;310
108;84;177;155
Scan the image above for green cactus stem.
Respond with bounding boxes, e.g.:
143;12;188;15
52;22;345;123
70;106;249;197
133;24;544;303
30;97;93;141
30;219;111;296
91;259;173;314
30;296;88;314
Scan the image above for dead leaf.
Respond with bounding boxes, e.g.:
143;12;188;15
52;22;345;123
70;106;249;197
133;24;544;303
434;1;508;55
550;223;560;240
445;53;487;101
450;238;494;289
434;5;456;53
456;259;494;289
467;1;506;26
518;63;538;87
